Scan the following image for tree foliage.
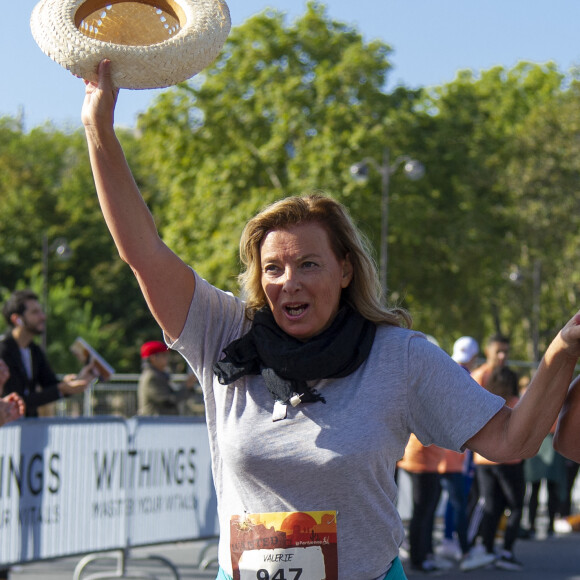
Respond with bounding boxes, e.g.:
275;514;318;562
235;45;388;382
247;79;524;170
0;120;163;372
1;2;580;368
137;2;404;290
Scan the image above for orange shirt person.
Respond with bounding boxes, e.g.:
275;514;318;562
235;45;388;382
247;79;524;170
471;334;510;388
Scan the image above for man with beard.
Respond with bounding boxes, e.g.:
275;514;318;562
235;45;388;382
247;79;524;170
0;289;96;417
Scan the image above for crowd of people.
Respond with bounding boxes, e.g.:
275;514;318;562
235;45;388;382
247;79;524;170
0;289;198;421
0;292;199;579
398;334;580;575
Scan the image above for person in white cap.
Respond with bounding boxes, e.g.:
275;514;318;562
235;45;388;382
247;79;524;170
452;336;480;372
438;336;495;571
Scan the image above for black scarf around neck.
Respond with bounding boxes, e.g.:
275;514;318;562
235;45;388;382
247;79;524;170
213;305;376;406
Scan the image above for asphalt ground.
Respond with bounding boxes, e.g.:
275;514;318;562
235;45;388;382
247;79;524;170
7;524;580;579
403;531;580;579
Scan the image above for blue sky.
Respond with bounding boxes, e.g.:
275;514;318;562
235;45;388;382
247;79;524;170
4;1;580;129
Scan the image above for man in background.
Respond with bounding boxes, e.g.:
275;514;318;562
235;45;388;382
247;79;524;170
0;289;96;417
467;333;512;560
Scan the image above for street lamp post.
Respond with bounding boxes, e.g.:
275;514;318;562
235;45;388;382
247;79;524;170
351;148;424;300
508;258;542;362
41;234;71;352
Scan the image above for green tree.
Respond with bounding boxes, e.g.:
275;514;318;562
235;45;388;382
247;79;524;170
498;76;580;359
0;119;162;371
137;1;417;292
2;4;579;369
395;62;572;356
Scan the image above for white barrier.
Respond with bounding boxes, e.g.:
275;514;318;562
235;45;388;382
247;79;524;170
5;417;578;569
0;417;218;567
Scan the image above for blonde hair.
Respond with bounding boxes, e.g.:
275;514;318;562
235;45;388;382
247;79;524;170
238;193;411;328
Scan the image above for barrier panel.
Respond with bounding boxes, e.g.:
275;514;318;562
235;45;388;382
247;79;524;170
128;417;218;546
0;417;218;567
5;416;578;571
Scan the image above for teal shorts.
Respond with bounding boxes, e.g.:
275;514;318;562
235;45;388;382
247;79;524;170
386;557;408;579
216;557;407;580
216;568;232;580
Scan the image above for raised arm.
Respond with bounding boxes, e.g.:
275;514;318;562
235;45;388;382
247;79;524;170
466;312;580;462
82;60;195;341
553;375;580;461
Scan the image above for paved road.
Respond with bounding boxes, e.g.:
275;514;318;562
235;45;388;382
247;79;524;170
404;532;580;579
8;530;580;579
5;539;219;579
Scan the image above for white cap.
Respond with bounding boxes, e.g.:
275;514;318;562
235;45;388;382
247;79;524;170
452;336;479;364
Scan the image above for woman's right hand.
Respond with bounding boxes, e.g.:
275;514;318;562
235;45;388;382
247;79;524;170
82;59;119;131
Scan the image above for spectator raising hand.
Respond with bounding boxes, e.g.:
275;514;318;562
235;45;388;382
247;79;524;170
0;360;25;426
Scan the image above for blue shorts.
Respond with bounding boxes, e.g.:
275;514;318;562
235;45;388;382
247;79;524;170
216;557;407;580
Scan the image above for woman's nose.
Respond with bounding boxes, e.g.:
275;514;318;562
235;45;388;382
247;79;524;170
282;268;301;292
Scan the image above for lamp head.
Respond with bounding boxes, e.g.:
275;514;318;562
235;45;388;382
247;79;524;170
403;160;425;181
350;162;369;182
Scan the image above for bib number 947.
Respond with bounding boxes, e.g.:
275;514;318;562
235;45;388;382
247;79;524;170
239;546;326;580
256;569;302;580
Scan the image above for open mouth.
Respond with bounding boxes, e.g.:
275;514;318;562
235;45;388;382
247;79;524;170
285;304;308;317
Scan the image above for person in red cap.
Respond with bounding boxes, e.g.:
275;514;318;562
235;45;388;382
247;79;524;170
140;340;169;360
138;340;190;416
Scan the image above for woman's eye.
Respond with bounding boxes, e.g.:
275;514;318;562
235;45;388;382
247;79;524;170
264;264;280;273
302;261;317;269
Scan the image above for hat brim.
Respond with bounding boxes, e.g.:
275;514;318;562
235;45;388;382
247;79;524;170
31;0;231;90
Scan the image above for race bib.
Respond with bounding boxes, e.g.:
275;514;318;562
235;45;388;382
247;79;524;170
230;510;338;580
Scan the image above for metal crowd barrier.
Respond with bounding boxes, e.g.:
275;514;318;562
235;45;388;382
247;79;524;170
0;416;219;578
45;374;205;419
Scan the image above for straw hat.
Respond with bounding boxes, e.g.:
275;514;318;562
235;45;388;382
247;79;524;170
30;0;231;89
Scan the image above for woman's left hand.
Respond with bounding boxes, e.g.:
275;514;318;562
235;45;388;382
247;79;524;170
556;312;580;360
82;59;119;131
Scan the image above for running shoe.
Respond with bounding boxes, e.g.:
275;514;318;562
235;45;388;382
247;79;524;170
494;551;523;571
459;550;496;571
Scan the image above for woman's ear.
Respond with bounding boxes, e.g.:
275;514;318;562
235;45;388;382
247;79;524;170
341;254;354;288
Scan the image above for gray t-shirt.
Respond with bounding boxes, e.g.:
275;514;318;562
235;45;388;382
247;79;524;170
171;273;505;580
